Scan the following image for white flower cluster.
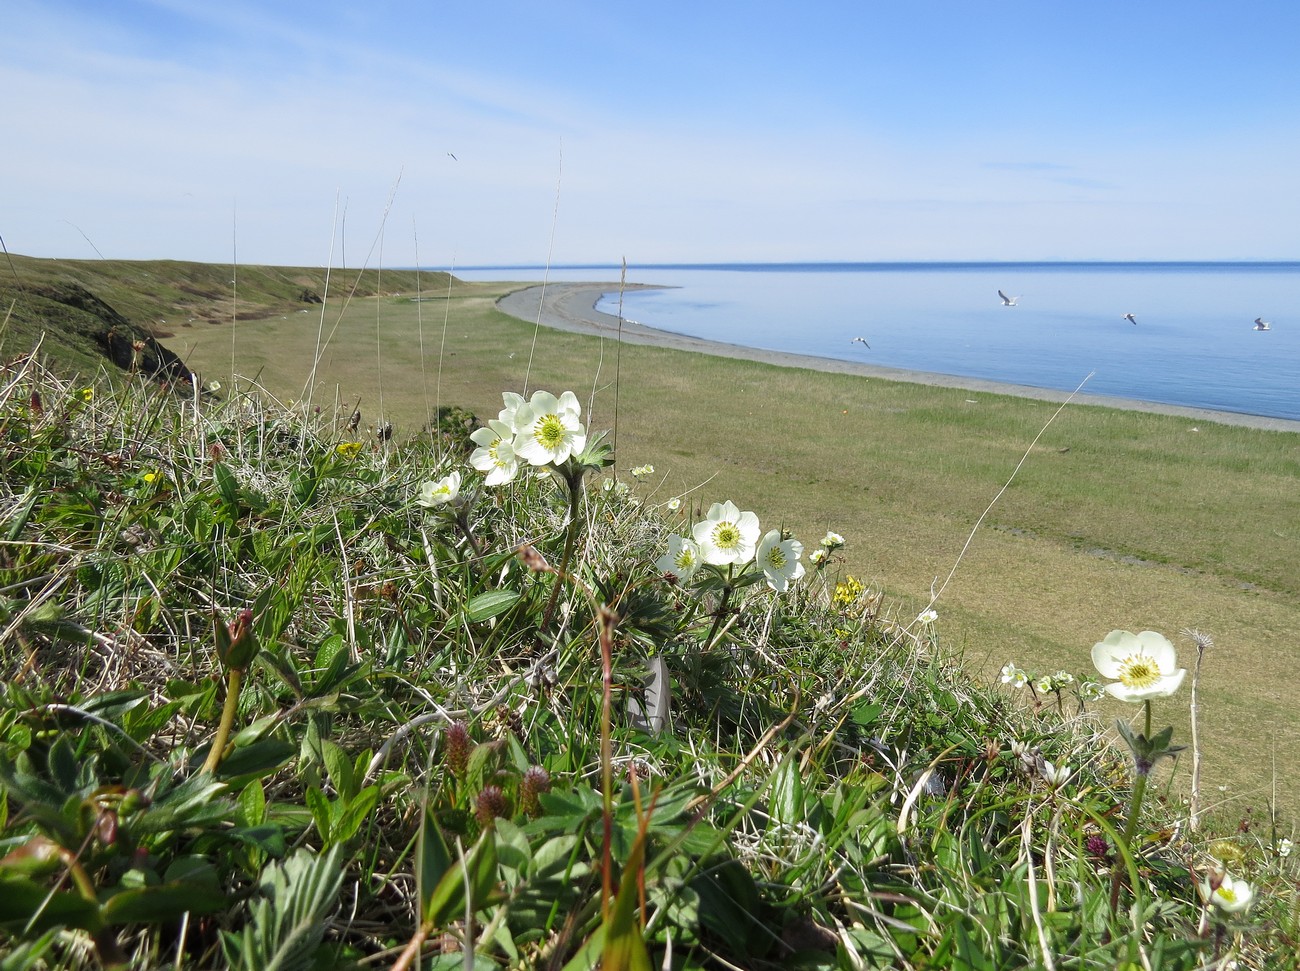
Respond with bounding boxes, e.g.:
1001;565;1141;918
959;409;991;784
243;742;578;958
468;390;587;486
656;500;805;593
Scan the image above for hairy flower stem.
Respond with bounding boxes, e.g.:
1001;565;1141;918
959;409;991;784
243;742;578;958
1109;700;1153;915
540;472;584;635
597;606;618;920
702;568;735;651
201;667;244;775
453;509;483;559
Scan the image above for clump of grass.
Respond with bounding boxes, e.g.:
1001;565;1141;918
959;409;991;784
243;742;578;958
0;357;1294;968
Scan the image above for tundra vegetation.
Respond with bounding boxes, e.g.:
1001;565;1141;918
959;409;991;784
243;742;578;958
0;257;1297;968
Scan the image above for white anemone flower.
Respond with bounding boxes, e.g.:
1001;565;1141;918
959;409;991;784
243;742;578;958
656;535;701;583
808;548;828;566
666;497;682;512
1203;872;1254;914
756;530;805;592
469;419;520;486
692;500;761;566
1041;760;1073;789
1000;662;1025;686
497;391;527;431
1091;630;1187;702
416;471;461;508
512;390;587;466
918;609;938;625
821;530;845;550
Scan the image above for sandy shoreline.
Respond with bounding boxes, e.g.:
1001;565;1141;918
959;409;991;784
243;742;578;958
497;282;1300;433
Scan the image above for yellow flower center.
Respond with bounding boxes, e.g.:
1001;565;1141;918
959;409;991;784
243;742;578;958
767;546;788;569
535;414;566;450
712;522;740;550
1218;886;1237;904
674;548;695;569
1117;653;1161;688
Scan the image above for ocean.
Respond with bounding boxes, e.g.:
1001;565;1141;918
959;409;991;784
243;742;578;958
454;263;1300;422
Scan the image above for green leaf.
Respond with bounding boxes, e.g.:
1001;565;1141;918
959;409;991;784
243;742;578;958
464;589;520;623
218;738;296;781
304;787;334;845
214;462;242;509
237;778;267;828
418;809;453;911
769;752;805;828
102;882;227;924
227;824;288;858
319;740;354;801
332;786;380;844
423;829;500;930
0;876;99;933
601;820;652;971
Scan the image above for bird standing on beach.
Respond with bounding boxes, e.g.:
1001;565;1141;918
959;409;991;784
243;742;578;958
998;290;1019;306
851;336;871;349
1254;317;1271;331
1123;313;1137;325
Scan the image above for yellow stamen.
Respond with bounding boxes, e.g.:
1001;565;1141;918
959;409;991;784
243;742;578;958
1118;653;1161;688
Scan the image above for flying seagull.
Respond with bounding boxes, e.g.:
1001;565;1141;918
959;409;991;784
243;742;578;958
998;290;1019;306
851;336;871;349
1122;313;1137;325
1254;317;1271;331
447;152;458;161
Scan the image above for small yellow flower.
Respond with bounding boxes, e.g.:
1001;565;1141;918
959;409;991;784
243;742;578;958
335;441;363;459
142;471;159;483
80;387;94;402
833;576;865;610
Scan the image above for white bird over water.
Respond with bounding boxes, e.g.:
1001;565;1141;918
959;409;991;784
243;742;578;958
998;290;1019;306
1123;313;1137;325
1254;317;1271;331
851;336;871;349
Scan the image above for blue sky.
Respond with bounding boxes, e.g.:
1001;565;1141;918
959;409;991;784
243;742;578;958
4;0;1299;266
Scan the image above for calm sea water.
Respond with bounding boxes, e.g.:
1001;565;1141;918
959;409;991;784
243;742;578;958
456;263;1300;421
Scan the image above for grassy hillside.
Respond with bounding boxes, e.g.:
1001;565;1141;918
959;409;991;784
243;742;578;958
0;251;445;382
1;350;1295;968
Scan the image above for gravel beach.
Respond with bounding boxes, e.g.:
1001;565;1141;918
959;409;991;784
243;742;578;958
497;282;1300;433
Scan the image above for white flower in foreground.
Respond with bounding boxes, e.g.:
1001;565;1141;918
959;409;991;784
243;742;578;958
666;497;682;512
512;390;587;466
656;535;701;583
1041;760;1073;789
756;529;805;592
416;471;461;508
807;548;828;566
1091;630;1187;702
821;530;845;550
497;391;527;431
1000;662;1029;688
692;500;761;566
469;419;520;486
1202;872;1255;914
917;609;938;625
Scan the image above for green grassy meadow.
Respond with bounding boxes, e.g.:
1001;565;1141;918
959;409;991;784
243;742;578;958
173;280;1300;821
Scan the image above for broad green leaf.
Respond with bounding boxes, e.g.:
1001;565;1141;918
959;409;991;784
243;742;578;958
601;821;651;971
464;589;520;623
769;751;805;828
237;779;267;828
418;809;453;912
332;786;380;844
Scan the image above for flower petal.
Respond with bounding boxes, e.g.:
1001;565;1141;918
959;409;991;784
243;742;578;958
1091;629;1140;679
1133;630;1178;672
